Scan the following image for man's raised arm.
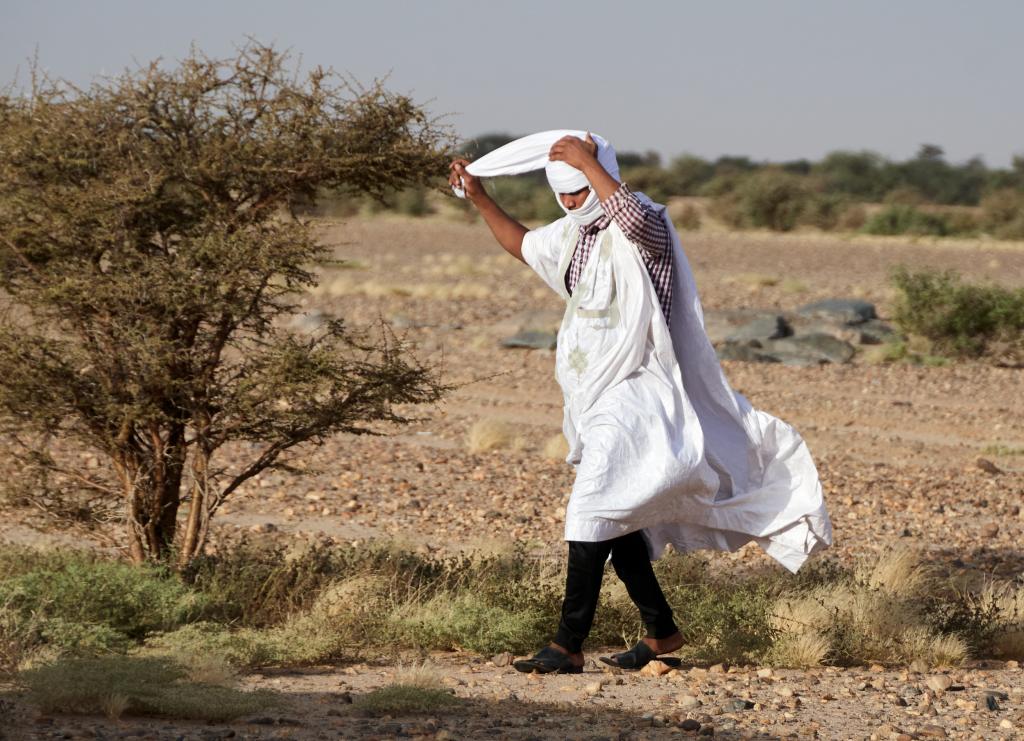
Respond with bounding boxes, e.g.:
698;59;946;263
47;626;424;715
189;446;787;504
449;159;528;263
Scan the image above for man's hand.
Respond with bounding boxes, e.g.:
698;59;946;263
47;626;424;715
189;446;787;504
548;132;599;171
449;159;487;204
449;158;527;263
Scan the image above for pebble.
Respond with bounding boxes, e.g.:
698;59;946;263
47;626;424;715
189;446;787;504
925;675;952;693
974;457;1002;475
679;718;701;732
722;699;754;713
639;660;674;677
678;694;701;710
1000;719;1014;730
917;724;947;738
490;652;512;667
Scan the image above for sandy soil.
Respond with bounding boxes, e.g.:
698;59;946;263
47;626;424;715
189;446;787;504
3;215;1023;740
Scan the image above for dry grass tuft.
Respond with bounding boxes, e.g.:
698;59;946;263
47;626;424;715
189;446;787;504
542;433;570;460
780;277;809;294
393;661;444;690
465;419;521;453
177;651;239;686
769;631;830;668
770;550;965;668
925;633;970;668
861;547;931;598
101;692;130;720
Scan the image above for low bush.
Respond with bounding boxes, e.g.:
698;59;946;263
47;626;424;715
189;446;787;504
0;552;203;639
981;189;1024;239
862;205;950;236
889;267;1024;358
710;170;812;232
0;548;205;671
355;685;459;715
18;656;279;722
1;540;1016;683
770;549;970;668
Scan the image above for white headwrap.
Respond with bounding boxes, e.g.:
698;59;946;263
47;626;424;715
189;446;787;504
452;130;621;226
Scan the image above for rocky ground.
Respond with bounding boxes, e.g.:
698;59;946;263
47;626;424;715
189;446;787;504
2;215;1023;739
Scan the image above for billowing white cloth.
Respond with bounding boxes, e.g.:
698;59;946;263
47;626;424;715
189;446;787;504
452;130;619;226
460;131;833;572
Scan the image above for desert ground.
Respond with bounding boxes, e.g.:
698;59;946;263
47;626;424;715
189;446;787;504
3;212;1023;740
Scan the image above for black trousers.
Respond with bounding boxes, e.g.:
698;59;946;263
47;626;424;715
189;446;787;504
553;530;678;654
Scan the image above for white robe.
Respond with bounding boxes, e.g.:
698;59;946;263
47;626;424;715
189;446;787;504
520;199;833;573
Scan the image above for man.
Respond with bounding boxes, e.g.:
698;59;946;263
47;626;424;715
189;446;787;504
449;131;831;674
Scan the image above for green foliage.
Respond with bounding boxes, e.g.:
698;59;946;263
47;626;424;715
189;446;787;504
390;593;552;653
981;189;1024;239
802;193;851;231
18;656;280;721
0;554;202;639
0;547;205;671
814;151;895;201
890;267;1024;357
712;170;812;231
862;205;951;236
1;542;1018;680
0;42;450;566
186;538;452;627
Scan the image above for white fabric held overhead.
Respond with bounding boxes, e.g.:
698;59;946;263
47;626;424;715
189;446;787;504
458;130;833;572
452;130;620;226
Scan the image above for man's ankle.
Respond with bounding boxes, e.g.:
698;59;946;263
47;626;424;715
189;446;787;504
548;642;584;664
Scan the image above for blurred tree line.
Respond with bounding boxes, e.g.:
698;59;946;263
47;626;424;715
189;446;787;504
324;134;1024;240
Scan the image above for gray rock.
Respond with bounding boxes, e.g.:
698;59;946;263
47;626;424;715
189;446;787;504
767;333;857;364
715;341;781;363
770;351;829;367
726;315;792;343
704;309;782;345
501;331;557;350
797;298;877;325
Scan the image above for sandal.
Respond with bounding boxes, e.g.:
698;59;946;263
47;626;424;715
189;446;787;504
599;641;683;671
512;646;584;674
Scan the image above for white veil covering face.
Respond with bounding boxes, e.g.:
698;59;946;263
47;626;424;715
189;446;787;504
452;130;620;226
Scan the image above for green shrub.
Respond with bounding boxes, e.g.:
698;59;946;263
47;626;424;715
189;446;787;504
19;656;280;721
802;193;850;231
186;538;449;627
0;551;203;640
389;592;552;654
862;205;950;236
711;170;813;232
890;267;1024;357
981;189;1024;239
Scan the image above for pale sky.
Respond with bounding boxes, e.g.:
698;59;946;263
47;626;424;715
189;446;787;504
3;0;1022;167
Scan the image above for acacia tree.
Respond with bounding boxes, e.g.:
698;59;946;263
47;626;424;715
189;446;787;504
0;43;450;566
